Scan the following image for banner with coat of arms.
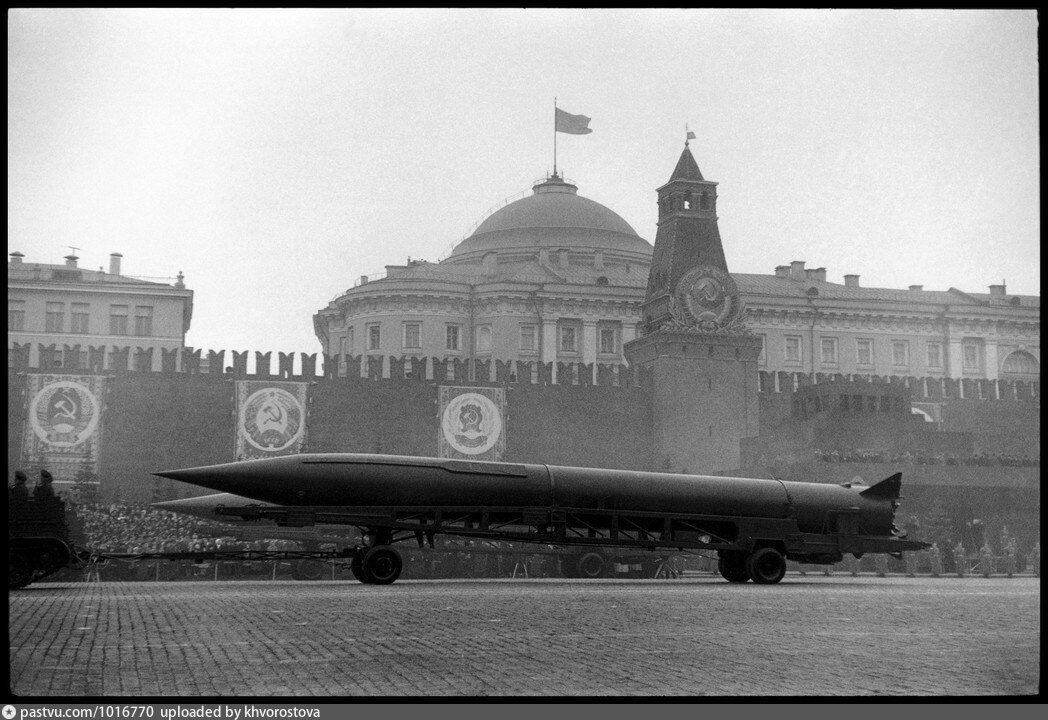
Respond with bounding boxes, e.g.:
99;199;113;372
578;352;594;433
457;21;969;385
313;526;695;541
21;374;108;483
438;386;506;461
234;381;309;460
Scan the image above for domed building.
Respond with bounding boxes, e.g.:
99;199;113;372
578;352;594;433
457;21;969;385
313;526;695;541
314;173;654;382
314;149;1038;388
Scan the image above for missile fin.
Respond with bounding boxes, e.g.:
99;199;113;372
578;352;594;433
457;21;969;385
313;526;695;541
859;472;902;500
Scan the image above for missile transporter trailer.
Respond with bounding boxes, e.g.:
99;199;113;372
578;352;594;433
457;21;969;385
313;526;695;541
157;453;931;585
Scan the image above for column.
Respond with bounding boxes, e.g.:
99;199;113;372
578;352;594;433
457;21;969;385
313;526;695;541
582;320;598;385
947;340;964;379
984;340;999;380
542;318;558;384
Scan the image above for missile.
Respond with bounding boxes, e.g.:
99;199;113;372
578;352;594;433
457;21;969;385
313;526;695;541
156;453;902;536
155;453;925;586
153;492;277;524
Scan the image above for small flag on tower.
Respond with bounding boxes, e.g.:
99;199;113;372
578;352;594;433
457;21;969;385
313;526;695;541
556;107;593;135
686;130;696;140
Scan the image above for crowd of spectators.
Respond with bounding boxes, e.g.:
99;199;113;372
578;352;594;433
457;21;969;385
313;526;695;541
814;449;1039;467
73;501;300;555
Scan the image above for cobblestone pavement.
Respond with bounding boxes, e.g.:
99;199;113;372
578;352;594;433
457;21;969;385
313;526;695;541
8;576;1039;697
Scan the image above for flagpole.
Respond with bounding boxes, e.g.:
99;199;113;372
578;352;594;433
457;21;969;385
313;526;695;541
553;97;558;177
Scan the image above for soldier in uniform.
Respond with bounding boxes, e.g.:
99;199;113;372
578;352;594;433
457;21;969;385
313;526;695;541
929;543;943;577
953;541;967;577
10;470;30;504
33;468;56;500
1004;539;1017;578
980;543;994;578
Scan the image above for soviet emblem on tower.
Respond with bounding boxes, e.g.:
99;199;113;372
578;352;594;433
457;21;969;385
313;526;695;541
668;265;747;333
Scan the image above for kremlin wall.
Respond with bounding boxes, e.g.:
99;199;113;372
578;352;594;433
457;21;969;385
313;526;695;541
8;348;1039;547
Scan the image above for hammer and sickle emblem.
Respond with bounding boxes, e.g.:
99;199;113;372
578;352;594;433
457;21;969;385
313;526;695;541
52;396;78;421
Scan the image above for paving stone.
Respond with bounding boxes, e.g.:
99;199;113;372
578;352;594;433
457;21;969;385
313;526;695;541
8;577;1040;696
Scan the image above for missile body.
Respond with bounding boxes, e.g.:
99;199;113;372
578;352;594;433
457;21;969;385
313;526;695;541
155;453;898;537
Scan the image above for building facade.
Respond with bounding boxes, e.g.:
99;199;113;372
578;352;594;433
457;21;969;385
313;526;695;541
8;251;194;372
314;161;1039;388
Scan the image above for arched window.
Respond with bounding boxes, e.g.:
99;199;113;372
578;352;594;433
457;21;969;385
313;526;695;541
1001;350;1039;377
700;192;709;209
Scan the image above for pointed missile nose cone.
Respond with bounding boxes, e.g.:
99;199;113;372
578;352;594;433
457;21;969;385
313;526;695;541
152;456;308;504
153;461;271;498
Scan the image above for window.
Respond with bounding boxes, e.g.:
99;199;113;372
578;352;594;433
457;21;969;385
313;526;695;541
560;326;578;353
820;337;838;365
403;322;421;350
367;324;380;351
757;334;767;364
45;302;64;333
926;342;942;369
856;339;873;367
110;305;129;335
599;327;617;354
134;306;153;336
519;325;537;352
8;300;25;332
338;335;348;358
1002;351;1038;375
784;336;802;364
962;340;983;371
892;340;909;367
70;303;90;334
446;324;461;352
476;325;492;353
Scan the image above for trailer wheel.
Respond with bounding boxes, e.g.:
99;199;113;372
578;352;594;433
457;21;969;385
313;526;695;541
351;551;373;584
717;552;750;583
362;546;402;585
574;551;606;579
10;550;33;590
746;547;786;584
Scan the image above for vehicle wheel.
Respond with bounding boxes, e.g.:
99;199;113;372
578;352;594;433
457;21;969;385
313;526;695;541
362;546;402;585
573;551;606;579
718;551;750;583
292;559;325;581
10;551;33;590
351;551;373;584
746;547;787;584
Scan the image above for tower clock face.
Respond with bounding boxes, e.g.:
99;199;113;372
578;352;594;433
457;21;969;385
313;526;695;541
675;265;743;329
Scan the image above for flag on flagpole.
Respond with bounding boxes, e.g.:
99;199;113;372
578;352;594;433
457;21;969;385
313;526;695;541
555;107;593;135
686;130;696;140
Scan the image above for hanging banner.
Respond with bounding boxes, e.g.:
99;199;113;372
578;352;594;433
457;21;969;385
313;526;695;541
234;381;309;460
21;373;108;484
438;386;506;461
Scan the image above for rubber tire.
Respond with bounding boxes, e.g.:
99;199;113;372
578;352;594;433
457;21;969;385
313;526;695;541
362;546;403;585
746;547;787;584
10;551;33;590
574;551;606;579
351;552;373;584
718;552;750;583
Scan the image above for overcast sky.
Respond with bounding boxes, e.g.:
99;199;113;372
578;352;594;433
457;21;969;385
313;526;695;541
8;9;1039;357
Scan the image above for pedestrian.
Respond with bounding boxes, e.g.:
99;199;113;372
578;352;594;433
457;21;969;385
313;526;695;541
1029;542;1040;577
